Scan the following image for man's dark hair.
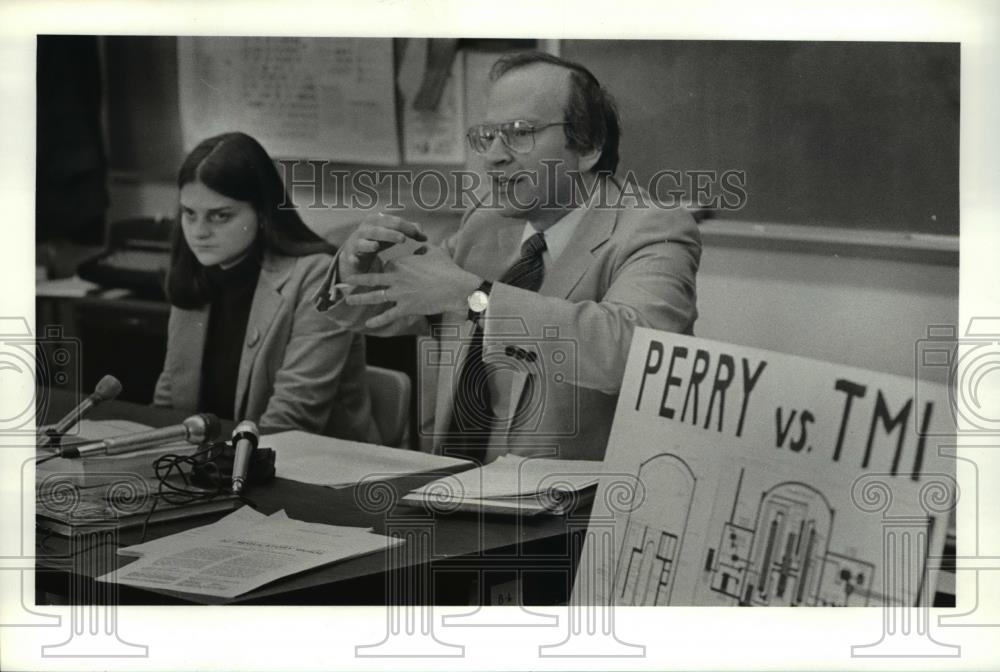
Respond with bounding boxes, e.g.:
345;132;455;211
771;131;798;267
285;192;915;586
490;50;621;175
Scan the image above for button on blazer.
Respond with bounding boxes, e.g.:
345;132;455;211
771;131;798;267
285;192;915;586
155;252;380;443
317;178;700;460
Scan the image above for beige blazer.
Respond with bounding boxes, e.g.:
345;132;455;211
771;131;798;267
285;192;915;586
154;252;380;443
317;179;700;460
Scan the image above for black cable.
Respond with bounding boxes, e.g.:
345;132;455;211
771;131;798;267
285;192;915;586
133;441;257;543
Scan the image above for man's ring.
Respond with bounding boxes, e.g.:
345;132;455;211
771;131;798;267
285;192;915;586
380;288;388;302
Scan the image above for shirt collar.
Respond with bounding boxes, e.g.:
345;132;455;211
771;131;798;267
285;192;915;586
521;203;588;263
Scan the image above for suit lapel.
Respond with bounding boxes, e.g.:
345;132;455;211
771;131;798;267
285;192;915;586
539;181;619;299
503;181;620;434
233;254;294;419
435;182;620;451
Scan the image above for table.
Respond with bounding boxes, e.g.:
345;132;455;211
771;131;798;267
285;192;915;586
34;389;587;606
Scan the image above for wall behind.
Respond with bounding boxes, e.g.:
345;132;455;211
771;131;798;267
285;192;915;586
101;36;958;390
695;238;956;385
563;40;960;235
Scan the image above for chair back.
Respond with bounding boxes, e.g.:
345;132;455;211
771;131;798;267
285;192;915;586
366;365;411;448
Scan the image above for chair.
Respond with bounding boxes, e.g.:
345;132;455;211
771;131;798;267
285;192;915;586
365;365;412;448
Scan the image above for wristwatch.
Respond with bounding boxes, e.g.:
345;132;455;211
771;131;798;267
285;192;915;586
467;280;493;322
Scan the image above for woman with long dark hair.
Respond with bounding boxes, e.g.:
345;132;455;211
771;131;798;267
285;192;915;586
154;132;379;442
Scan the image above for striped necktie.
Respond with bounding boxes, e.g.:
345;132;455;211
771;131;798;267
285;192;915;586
499;232;547;290
446;232;547;463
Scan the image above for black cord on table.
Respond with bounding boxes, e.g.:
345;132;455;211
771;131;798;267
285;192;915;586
135;444;258;543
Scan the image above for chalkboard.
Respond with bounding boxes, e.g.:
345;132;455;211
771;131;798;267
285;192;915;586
562;41;959;235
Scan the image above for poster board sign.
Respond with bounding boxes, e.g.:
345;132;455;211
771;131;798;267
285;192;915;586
178;37;400;164
573;328;955;607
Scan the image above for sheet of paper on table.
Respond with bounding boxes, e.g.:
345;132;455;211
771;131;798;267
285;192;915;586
265;429;472;488
118;507;377;558
401;455;604;515
101;510;401;599
410;454;603;498
117;506;272;558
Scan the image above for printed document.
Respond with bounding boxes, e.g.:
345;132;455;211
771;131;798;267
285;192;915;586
266;430;471;488
100;511;401;599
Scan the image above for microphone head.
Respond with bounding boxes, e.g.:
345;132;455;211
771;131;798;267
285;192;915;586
232;420;260;450
232;420;259;439
182;413;220;444
92;375;123;402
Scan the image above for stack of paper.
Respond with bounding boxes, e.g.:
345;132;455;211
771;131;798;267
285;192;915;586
265;430;473;488
36;483;240;536
102;509;401;599
401;455;604;515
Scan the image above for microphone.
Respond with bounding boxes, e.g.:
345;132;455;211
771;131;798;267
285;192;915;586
230;420;259;495
38;375;123;448
57;413;220;458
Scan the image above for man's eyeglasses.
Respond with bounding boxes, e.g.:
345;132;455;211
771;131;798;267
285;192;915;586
466;120;569;155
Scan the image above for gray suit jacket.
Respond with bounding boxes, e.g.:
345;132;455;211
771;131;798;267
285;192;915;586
155;252;380;443
317;179;700;460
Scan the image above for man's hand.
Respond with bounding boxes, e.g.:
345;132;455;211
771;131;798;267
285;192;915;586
337;213;428;281
344;246;481;329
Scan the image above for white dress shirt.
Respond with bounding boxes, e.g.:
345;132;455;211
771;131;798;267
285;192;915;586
520;203;587;269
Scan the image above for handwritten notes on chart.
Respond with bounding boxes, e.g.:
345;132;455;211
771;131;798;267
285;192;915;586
574;328;955;607
178;37;400;164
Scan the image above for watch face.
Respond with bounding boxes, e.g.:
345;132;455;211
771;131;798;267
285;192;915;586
468;290;489;312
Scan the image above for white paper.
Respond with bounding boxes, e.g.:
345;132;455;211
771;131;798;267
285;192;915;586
178;37;400;164
409;454;603;499
266;429;471;488
117;506;271;558
101;511;401;599
574;328;955;607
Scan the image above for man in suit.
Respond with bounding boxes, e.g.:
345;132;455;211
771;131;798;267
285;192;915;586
317;51;701;462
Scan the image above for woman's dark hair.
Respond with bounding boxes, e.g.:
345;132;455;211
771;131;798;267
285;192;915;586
166;132;335;308
490;51;621;175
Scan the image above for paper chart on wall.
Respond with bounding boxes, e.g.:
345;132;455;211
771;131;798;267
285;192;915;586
574;328;955;607
178;37;400;165
398;38;466;164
